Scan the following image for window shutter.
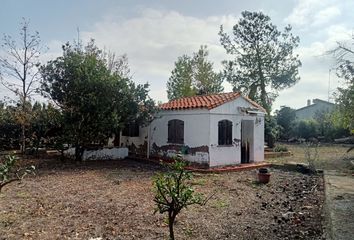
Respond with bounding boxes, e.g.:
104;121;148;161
226;121;232;145
218;121;224;145
177;120;184;143
168;121;173;142
218;120;232;145
168;119;184;144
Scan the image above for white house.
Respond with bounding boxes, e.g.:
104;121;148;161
120;92;266;167
295;99;335;120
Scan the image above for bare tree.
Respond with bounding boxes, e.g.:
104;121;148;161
0;19;44;153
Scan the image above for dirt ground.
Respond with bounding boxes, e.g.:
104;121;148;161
0;158;325;240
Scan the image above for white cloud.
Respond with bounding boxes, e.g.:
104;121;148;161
285;0;341;28
313;6;341;26
80;8;236;102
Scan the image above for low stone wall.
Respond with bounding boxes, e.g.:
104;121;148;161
65;147;128;160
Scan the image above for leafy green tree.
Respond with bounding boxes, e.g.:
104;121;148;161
41;40;155;161
192;45;224;95
167;55;196;100
219;11;301;114
330;34;354;152
331;39;354;134
275;106;296;139
153;160;204;240
0;19;45;152
167;46;223;100
264;115;280;148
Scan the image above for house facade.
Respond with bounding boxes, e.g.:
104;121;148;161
120;92;265;167
295;99;335;120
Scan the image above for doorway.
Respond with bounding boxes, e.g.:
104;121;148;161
241;120;254;164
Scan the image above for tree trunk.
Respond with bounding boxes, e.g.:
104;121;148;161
21;124;26;154
168;211;176;240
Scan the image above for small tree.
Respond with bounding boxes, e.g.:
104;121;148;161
0;155;35;192
153;159;204;240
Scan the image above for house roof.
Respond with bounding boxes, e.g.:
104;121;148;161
159;92;266;112
295;98;335;112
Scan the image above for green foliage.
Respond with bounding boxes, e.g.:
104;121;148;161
41;40;156;161
296;120;319;140
0;155;35;192
167;55;195;100
219;11;301;113
167;45;223;100
331;37;354;134
153;159;204;240
28;102;63;153
0;103;21;150
314;110;349;141
274;145;288;152
275;106;296;140
264;115;280;148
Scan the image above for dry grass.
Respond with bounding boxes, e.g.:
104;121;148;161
268;143;354;173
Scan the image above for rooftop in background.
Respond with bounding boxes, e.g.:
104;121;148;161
159;92;266;111
295;98;335;120
296;98;335;111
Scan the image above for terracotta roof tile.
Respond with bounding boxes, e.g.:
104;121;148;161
159;92;237;110
159;92;266;112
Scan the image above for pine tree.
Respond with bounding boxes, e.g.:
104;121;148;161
219;11;301;114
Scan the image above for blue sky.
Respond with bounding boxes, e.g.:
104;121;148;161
1;0;353;110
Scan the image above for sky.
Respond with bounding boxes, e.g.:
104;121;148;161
0;0;353;111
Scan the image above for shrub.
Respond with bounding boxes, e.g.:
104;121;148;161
0;155;35;192
274;145;288;152
296;120;319;140
304;143;319;174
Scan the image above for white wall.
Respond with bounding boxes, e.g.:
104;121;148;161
149;109;210;165
121;95;265;167
253;117;264;163
65;147;128;160
208;96;264;166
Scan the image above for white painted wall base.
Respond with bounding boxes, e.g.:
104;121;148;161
64;147;128;160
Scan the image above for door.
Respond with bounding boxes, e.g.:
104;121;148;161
241;120;254;163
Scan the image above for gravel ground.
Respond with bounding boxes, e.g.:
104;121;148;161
0;158;325;240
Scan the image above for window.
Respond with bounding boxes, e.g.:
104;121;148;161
168;119;184;144
218;120;232;145
122;122;140;137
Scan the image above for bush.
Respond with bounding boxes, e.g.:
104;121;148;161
274;145;288;152
0;155;35;192
296;120;319;140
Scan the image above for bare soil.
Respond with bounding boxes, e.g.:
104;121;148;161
0;158;325;240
